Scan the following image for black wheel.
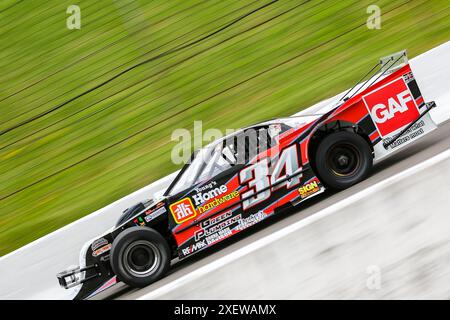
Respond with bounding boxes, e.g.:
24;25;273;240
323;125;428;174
110;227;170;288
314;131;373;190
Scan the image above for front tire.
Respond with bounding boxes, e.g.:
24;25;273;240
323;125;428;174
110;227;170;288
314;131;373;190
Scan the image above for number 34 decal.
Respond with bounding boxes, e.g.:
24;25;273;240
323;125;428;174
239;144;302;210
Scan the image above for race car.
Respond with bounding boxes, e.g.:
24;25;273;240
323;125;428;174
57;50;437;299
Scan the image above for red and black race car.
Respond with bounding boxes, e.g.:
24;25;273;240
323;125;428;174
57;51;437;299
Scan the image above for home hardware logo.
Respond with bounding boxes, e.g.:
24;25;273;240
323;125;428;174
197;191;240;214
170;198;197;224
192;184;228;206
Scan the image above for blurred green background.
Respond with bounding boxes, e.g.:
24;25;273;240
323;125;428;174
0;0;449;256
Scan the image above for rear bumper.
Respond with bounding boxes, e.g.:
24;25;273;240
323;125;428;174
373;100;438;161
383;101;436;149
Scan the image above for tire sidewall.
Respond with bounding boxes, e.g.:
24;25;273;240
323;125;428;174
110;227;170;288
314;131;373;190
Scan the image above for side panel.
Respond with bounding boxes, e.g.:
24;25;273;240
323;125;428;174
320;64;436;160
169;130;325;259
363;68;437;159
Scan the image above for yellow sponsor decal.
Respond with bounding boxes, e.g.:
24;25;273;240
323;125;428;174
298;181;320;199
197;191;240;214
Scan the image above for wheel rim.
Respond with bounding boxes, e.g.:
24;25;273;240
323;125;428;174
122;240;161;277
326;142;361;177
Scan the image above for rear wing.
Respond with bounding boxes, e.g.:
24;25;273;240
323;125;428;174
339;50;410;103
379;50;408;74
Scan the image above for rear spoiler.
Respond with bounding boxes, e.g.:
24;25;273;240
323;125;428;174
339;49;410;103
379;50;408;75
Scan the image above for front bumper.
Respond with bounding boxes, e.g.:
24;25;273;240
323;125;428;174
57;264;100;289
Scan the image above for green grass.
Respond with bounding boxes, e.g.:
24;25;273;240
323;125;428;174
0;0;449;256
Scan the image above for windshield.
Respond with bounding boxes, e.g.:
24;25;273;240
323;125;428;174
168;146;215;196
167;138;243;196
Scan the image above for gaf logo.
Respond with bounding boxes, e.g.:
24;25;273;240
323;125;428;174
170;198;197;224
363;78;419;137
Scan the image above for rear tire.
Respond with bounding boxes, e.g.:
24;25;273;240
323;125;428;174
110;227;170;288
314;131;373;190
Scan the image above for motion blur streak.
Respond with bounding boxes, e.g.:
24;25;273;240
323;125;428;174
0;0;279;136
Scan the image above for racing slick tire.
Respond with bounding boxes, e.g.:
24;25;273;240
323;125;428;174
314;131;372;190
110;227;170;288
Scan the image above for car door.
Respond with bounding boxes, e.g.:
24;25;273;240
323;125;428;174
170;125;304;258
168;133;245;257
237;124;304;215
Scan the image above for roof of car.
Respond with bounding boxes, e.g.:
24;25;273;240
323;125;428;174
202;114;323;149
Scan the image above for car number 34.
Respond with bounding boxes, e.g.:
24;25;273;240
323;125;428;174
239;144;302;210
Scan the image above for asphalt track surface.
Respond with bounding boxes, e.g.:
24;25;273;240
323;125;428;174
93;117;450;300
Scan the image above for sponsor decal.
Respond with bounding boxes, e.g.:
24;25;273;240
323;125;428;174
192;184;228;206
196;190;240;214
402;72;414;83
182;239;207;256
182;211;267;257
383;119;425;150
145;202;166;215
193;181;218;194
144;206;167;222
363;77;419;137
171;187;239;224
202;227;232;246
201;210;233;229
194;211;241;242
170;198;197;224
156;201;165;208
180;209;273;258
298;180;320;199
237;211;266;230
91;237;108;251
92;243;112;257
